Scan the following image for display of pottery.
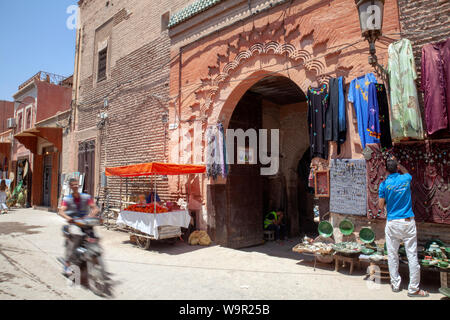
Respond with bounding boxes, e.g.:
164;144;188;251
332;242;362;254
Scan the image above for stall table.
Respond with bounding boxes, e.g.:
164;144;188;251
117;209;191;240
334;253;361;275
105;162;206;250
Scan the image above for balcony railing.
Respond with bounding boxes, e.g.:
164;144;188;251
18;71;72;91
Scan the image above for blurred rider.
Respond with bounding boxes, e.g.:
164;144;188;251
59;178;99;276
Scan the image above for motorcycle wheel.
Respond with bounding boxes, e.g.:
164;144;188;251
136;236;151;250
87;257;110;297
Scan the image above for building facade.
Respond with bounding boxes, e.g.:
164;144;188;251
0;100;14;180
166;0;450;248
11;72;72;211
71;0;191;202
72;0;450;249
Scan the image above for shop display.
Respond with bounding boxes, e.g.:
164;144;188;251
293;236;335;255
387;38;424;142
307;84;329;159
106;162;205;245
330;159;367;216
348;73;379;150
332;242;362;255
421;37;450;134
124;203;169;214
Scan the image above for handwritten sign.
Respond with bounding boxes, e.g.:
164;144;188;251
329;159;367;216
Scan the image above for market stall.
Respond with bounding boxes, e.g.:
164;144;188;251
105;162;206;249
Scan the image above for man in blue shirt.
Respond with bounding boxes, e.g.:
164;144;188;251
379;157;428;297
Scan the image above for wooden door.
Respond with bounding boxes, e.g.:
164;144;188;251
78;140;96;196
43;155;52;207
226;92;263;248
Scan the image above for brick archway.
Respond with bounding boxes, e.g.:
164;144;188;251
210;53;319;131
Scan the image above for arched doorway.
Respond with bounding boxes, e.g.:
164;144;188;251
223;75;308;248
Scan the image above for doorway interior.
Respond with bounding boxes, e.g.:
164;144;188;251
223;75;311;248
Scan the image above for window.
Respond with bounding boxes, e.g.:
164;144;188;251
25;107;32;129
98;47;108;82
161;12;170;31
17;111;23;132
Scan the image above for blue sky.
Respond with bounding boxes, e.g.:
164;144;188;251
0;0;78;101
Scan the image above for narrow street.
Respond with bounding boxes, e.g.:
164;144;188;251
0;209;442;300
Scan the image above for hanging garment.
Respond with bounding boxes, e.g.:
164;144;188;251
325;79;339;142
326;77;347;154
367;83;382;141
421;37;450;134
348;73;379;150
388;38;424;141
375;84;393;149
337;77;347;145
325;77;347;154
217;123;228;178
206;125;224;180
307;84;329;159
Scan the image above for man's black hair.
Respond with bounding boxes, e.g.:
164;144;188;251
386;159;398;174
69;178;78;185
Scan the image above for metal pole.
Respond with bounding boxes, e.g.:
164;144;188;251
186;176;190;211
154;174;157;213
120;177;123;211
126;177;128;203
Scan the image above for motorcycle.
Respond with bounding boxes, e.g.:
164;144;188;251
58;217;112;297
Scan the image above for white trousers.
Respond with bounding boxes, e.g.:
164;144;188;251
0;203;7;210
385;219;420;294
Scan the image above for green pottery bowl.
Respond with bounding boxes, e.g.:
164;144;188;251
438;261;449;269
361;248;375;255
359;227;375;244
339;219;355;236
318;221;333;238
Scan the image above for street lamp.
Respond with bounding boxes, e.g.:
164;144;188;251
355;0;387;75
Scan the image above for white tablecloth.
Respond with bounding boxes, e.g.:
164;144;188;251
117;210;191;239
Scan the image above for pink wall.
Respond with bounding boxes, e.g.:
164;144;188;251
0;101;14;133
36;81;72;123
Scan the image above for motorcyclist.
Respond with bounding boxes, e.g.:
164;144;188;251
58;178;100;276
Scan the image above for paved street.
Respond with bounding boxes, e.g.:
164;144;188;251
0;209;443;300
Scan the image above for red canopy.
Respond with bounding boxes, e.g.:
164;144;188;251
105;162;206;177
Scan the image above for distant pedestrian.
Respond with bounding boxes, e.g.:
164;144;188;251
379;156;429;297
0;180;8;214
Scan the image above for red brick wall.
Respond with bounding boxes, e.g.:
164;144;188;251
75;0;189;201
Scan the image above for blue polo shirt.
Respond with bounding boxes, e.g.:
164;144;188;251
379;173;414;221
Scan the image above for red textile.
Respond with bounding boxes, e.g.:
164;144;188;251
366;143;450;224
105;162;206;177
